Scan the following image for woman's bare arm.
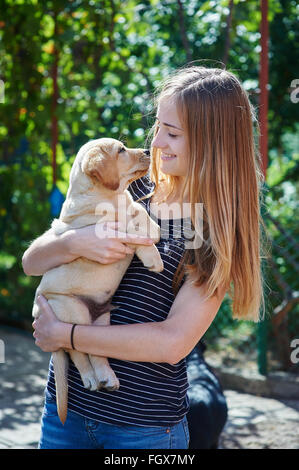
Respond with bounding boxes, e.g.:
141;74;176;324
66;280;226;363
22;222;154;277
33;281;227;364
22;229;78;276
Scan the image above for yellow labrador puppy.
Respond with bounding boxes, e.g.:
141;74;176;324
32;138;163;424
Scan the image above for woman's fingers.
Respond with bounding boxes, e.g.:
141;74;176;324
114;232;154;245
36;294;53;313
36;294;47;306
32;295;63;352
84;222;156;264
97;222;154;245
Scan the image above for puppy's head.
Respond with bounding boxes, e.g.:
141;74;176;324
80;138;150;191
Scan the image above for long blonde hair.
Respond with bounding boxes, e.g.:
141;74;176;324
147;65;269;321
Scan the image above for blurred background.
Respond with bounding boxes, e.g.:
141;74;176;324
0;0;298;379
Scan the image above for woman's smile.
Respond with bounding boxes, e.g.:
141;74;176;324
161;153;177;161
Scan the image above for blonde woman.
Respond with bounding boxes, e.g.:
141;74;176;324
25;65;266;449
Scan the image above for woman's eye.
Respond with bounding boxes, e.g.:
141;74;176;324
155;120;178;138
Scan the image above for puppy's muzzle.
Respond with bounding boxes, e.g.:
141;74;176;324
139;149;151;164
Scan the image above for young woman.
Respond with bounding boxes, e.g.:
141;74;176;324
24;65;266;449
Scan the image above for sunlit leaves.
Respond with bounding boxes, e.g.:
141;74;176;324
0;0;298;322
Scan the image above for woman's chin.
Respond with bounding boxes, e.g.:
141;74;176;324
160;166;182;177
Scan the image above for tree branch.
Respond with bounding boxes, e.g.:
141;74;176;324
223;0;234;66
177;0;192;62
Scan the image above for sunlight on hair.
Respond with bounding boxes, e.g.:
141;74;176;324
147;65;271;321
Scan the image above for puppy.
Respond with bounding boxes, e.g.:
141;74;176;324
32;138;164;424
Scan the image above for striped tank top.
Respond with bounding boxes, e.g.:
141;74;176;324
46;174;191;427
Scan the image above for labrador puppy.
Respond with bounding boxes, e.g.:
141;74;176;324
32;138;164;424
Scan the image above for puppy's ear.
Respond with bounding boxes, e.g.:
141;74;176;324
82;147;120;191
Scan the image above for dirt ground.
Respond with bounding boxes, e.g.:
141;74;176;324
0;326;298;449
219;390;299;449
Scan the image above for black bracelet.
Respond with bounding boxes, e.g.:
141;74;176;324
70;324;77;350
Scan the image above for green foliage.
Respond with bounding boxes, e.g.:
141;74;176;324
0;0;298;372
265;146;299;349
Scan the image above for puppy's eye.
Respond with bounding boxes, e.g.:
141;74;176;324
118;147;126;154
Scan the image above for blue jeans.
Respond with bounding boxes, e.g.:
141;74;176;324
38;391;190;449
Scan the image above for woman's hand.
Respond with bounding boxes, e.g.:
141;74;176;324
32;295;69;352
22;221;154;277
67;221;154;265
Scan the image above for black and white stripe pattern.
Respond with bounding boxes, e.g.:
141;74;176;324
46;174;190;427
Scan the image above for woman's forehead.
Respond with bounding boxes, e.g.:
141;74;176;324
157;97;182;129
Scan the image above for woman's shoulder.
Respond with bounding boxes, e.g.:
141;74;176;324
127;173;155;202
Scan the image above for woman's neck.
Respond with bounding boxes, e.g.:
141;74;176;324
152;178;189;204
150;179;191;220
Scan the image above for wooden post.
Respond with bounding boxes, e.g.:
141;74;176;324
257;0;269;376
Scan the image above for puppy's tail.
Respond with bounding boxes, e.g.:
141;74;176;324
53;349;69;425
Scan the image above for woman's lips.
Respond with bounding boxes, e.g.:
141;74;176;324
161;154;177;161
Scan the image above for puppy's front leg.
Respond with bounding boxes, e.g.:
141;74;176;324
134;244;164;272
126;205;164;272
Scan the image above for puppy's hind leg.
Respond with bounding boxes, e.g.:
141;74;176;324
72;296;120;391
46;295;100;392
88;312;120;391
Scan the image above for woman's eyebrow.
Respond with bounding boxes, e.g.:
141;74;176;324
155;117;183;131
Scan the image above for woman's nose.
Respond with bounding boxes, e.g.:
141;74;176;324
152;131;165;149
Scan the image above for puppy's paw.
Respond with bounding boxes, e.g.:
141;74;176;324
104;372;120;392
94;365;120;391
135;246;164;273
149;259;164;273
81;371;99;391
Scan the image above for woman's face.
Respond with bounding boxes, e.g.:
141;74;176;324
151;97;188;179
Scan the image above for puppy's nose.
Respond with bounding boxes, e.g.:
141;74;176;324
144;149;151;156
